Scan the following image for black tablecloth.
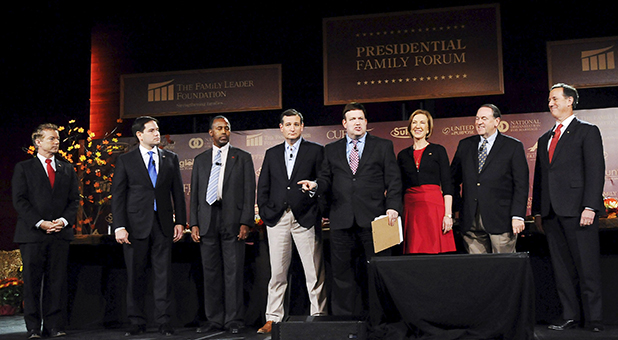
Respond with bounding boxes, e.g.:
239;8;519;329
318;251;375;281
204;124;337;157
369;253;535;340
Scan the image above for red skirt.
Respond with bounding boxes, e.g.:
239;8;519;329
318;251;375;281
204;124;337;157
403;185;456;254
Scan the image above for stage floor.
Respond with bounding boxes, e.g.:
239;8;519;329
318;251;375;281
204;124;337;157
0;315;616;340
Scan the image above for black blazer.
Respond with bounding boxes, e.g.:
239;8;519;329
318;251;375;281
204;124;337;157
257;139;324;228
397;143;453;195
532;118;605;217
451;132;529;234
316;133;402;230
111;147;187;239
12;157;79;243
189;146;255;235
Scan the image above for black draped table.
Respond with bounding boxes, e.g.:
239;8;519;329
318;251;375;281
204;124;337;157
369;253;535;340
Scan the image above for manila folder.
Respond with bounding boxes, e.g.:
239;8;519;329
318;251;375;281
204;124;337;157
371;215;403;253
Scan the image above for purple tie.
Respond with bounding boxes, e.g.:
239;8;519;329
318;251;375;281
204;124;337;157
349;140;359;174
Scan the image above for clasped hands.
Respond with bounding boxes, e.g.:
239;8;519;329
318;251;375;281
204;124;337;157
40;220;64;234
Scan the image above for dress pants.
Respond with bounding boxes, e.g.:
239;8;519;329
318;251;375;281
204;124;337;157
20;237;70;333
330;224;390;316
543;211;603;323
462;208;516;254
200;202;245;329
265;209;327;322
123;214;172;326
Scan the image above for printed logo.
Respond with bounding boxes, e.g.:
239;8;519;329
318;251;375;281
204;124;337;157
148;80;175;102
581;46;615;71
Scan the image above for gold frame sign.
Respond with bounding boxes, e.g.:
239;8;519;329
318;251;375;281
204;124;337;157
323;4;504;105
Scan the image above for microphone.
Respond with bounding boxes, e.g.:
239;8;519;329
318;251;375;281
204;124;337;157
478;144;485;153
215;162;222;166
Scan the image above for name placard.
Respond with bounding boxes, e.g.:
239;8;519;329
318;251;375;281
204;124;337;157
323;4;503;105
120;64;282;118
547;36;618;89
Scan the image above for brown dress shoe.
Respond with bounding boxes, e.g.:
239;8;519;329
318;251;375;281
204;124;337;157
257;321;273;334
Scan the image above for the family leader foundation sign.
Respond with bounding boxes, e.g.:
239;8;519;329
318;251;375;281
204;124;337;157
323;4;503;105
120;64;282;118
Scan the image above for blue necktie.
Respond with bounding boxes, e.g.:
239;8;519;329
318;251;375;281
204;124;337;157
147;151;158;211
206;150;221;205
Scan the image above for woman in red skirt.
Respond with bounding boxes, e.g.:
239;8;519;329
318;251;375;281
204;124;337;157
397;109;456;254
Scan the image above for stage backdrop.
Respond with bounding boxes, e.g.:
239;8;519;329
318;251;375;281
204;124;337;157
100;107;618;233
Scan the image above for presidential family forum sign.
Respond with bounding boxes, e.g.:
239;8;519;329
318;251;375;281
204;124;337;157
323;4;504;105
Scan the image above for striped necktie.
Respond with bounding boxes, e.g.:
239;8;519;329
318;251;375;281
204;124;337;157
478;139;488;173
206;149;222;205
349;140;359;174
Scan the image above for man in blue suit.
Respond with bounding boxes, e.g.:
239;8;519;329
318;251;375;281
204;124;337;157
112;116;187;336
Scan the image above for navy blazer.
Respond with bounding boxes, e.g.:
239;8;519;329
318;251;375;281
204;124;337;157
12;156;79;243
189;146;255;236
257;139;325;228
532;117;605;217
111;146;187;239
451;132;529;234
316;133;402;230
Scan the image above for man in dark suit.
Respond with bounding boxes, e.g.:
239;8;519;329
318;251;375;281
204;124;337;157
451;104;529;253
12;123;79;339
532;83;605;332
299;102;402;316
190;115;255;334
112;116;186;336
256;109;327;334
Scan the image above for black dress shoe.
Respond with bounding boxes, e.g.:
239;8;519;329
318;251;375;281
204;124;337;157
196;324;222;333
227;322;245;334
548;319;578;331
588;322;604;332
48;329;67;338
124;324;146;336
26;330;41;339
158;323;174;336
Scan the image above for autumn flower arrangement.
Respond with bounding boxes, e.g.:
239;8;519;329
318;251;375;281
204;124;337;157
25;119;126;234
0;278;23;315
604;197;618;218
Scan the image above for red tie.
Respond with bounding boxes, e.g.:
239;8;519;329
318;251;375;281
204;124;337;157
46;159;55;188
548;124;562;163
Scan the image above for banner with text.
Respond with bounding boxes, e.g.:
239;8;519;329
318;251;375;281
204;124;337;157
323;4;504;105
120;64;282;118
95;108;618;233
547;36;618;89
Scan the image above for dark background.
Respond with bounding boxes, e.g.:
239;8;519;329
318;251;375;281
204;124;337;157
2;1;618;250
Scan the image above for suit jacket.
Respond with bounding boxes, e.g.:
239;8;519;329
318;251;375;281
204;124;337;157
451;132;529;234
316;133;402;230
111;147;187;239
257;139;324;228
532;117;605;217
190;146;255;235
12;156;79;243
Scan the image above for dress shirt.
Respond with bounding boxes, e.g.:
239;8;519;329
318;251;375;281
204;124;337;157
211;143;230;201
139;145;160;175
547;114;575;150
346;133;366;165
35;153;68;228
285;138;302;179
478;130;498;155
